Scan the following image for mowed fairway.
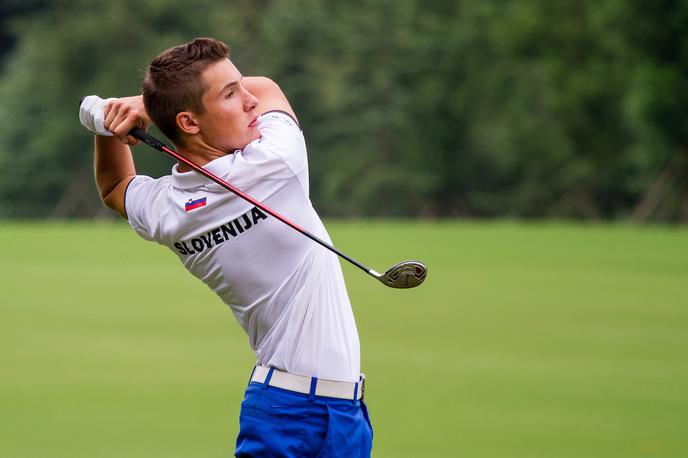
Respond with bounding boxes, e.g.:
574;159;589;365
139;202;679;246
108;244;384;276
1;221;687;458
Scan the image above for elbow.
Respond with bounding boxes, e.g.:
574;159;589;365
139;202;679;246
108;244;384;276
261;76;279;88
249;76;280;92
254;76;276;85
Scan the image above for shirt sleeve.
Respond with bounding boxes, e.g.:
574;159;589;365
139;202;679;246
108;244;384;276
124;175;160;242
254;110;307;176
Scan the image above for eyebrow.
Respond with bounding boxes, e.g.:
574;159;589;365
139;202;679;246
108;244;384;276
220;76;243;95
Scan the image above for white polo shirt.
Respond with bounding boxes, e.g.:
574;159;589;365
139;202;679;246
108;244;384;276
124;112;360;382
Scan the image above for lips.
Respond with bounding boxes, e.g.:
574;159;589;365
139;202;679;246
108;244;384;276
248;117;258;128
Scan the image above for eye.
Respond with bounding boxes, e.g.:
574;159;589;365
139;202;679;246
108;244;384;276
226;91;234;99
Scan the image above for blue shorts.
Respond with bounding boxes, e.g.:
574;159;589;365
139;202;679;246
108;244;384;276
235;381;373;457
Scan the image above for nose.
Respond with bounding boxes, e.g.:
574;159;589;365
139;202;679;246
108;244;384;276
244;90;259;112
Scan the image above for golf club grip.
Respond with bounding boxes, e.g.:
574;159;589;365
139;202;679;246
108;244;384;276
130;127;166;150
126;127;374;275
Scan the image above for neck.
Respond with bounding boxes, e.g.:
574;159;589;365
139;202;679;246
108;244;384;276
175;139;232;173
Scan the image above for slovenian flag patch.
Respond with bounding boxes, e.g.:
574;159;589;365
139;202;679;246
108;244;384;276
185;197;207;212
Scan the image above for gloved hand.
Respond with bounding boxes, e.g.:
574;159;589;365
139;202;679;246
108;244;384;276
79;95;116;136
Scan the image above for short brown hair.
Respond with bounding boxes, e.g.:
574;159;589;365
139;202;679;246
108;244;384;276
142;37;230;144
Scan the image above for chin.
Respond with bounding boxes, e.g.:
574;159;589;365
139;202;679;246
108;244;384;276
231;130;261;150
235;137;258;151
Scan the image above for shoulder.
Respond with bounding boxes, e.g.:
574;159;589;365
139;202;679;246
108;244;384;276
126;174;170;198
259;110;301;130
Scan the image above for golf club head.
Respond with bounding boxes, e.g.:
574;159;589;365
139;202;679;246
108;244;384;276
377;260;427;289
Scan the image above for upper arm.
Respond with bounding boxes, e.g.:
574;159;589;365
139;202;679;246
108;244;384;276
94;134;137;219
102;175;136;219
243;77;299;125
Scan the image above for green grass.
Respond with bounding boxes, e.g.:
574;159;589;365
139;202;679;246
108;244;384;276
1;220;687;457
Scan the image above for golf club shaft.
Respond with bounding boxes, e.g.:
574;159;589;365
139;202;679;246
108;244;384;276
129;127;376;276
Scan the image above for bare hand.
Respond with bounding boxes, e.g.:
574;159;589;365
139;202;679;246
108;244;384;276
103;96;151;146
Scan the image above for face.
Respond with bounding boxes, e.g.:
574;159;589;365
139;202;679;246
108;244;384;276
194;58;260;151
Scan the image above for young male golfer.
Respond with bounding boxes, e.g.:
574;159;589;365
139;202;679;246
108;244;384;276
79;37;372;457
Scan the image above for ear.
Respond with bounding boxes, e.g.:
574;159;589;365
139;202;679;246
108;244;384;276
176;111;200;135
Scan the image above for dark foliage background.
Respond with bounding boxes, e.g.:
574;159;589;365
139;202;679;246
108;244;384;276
1;0;686;221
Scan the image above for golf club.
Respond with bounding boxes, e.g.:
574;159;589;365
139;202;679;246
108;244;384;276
129;127;426;289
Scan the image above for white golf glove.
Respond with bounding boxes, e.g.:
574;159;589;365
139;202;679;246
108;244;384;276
79;95;116;136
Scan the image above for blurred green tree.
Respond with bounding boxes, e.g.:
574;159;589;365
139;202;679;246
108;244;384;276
613;0;688;222
0;0;686;221
0;0;262;217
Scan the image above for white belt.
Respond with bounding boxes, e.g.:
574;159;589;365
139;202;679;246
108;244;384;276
250;366;365;401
